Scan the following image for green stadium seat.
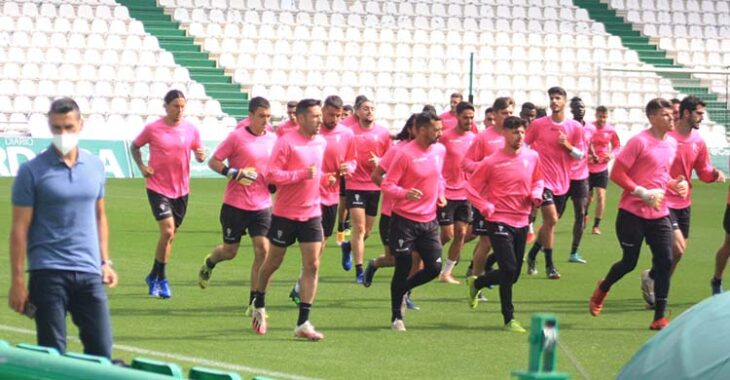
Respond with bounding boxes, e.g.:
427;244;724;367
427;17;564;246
131;357;185;378
189;366;243;380
64;351;112;365
16;343;60;355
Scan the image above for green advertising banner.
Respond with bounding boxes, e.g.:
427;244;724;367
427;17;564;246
0;136;224;178
0;136;133;178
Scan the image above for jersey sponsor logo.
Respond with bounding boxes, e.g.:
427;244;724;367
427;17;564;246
494;161;512;169
523;159;529;168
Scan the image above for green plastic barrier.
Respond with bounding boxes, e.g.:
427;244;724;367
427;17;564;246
131;357;185;378
189;366;243;380
16;343;60;355
0;343;173;379
512;314;570;380
64;351;113;365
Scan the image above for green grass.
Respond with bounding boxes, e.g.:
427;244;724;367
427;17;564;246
0;178;727;379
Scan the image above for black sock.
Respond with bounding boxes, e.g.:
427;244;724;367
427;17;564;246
654;298;667;321
712;277;722;285
205;257;216;269
570;245;578;255
298;303;312;326
593;218;601;228
151;260;166;280
356;264;363;275
248;291;255;305
528;243;542;261
337;222;345;232
253;291;265;308
544;248;554;268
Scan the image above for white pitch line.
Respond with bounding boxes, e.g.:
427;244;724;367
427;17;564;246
557;340;591;380
0;324;322;380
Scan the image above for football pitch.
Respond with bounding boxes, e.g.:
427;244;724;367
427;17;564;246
0;178;726;379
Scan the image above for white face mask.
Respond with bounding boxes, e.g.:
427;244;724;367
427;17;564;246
52;133;79;155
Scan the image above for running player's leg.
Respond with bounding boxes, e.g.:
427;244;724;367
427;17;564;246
568;180;589;263
408;221;443;289
389;214;416;324
645;216;674;324
597;210;645;295
712;206;730;294
669;207;690;275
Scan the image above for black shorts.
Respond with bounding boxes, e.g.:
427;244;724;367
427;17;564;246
388;213;442;257
339;176;346;196
267;215;323;247
724;204;730;234
219;204;271;243
588;170;609;190
346;190;380;217
669;207;691;239
541;188;568;217
321;204;338;238
379;214;392;246
567;179;589;200
471;210;489;236
146;189;188;229
437;199;473;226
615;209;673;257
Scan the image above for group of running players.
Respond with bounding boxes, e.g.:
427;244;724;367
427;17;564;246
130;86;727;340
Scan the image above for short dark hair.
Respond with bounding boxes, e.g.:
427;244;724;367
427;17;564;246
485;107;494;115
295;98;321;116
286;100;298;109
570;96;583;104
248;96;270;114
547;86;567;98
164;89;185;105
679;95;706;118
645;98;673;117
354;95;369;109
395;113;417;141
521;102;536;111
343;104;353;113
503;116;527;130
414;111;441;129
670;98;681;105
456;101;475;115
596;105;608;114
450;92;463;101
323;95;344;109
492;97;515;112
422;104;438;115
48;97;80;117
536;107;547;118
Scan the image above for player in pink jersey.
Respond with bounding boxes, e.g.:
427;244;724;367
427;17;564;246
336;96;368;247
275;100;299;137
561;97;592;264
196;97;277;315
638;96;724;305
131;90;206;299
289;95;357;305
670;98;681;124
382;112;447;331
345;97;392;283
439;93;479;133
711;160;730;295
586;106;621;235
463;97;513;281
524;87;585;280
437;102;477;284
483;107;496;130
465;116;544;332
589;98;689;331
364;116;424;310
251;99;329;341
520;102;539;244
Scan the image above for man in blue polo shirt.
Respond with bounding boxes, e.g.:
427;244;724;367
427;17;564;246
8;98;118;358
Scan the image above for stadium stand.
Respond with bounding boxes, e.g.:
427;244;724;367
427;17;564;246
0;0;727;147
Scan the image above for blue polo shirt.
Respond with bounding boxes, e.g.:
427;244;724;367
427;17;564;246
11;147;106;274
